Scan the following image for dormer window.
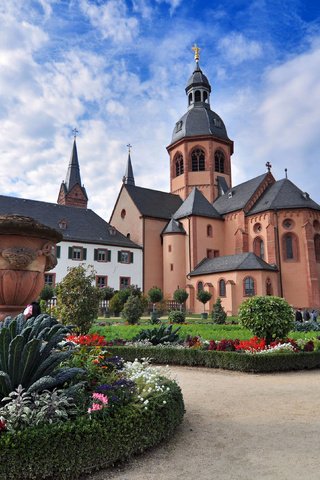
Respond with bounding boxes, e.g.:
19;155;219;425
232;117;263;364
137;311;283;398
109;226;117;236
58;219;67;230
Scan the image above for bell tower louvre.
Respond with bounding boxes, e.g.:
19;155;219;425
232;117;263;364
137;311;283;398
167;45;234;203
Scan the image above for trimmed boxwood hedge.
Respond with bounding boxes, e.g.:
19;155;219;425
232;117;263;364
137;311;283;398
0;380;184;480
107;346;320;373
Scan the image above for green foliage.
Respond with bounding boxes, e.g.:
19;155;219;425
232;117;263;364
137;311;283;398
55;265;101;334
168;310;186;324
196;290;212;311
211;297;227;324
109;286;143;316
108;345;320;373
0;381;184;480
0;315;83;399
39;285;55;301
133;324;181;345
148;287;163;306
294;320;320;332
0;385;77;433
173;288;189;310
99;286;114;301
121;295;144;325
238;295;295;343
109;292;123;316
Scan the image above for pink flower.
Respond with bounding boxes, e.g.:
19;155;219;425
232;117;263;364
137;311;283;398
92;392;108;405
88;403;103;414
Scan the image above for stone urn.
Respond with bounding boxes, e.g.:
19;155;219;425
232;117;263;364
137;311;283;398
0;215;62;320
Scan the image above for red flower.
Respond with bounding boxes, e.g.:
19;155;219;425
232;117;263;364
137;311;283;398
236;337;266;352
66;333;107;346
0;419;6;432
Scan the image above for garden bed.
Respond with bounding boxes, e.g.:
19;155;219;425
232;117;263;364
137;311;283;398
0;379;184;480
107;345;320;373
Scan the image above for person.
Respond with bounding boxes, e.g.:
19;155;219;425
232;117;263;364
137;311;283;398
311;310;318;322
295;308;303;322
23;301;41;320
303;309;310;322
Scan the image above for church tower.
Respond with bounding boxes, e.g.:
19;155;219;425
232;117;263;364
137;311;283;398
167;46;234;203
57;135;88;208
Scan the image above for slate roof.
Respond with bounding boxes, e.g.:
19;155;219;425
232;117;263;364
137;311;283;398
189;252;278;276
186;64;211;92
125;184;183;220
0;195;141;248
123;152;135;186
248;178;320;214
162;218;186;235
171;106;230;145
174;187;222;220
212;173;268;215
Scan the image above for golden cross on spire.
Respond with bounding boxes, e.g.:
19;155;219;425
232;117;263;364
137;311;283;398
192;44;200;62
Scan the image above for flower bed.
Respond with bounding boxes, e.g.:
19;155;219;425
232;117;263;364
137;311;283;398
0;324;184;480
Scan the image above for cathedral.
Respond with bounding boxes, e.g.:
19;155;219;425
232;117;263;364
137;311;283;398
110;48;320;315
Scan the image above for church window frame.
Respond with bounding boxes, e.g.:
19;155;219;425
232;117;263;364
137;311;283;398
219;278;226;297
191;148;205;172
282;232;299;261
174;153;184;177
207;224;213;237
195;90;201;102
188;93;193;105
313;220;320;232
243;277;255;297
203;91;208;103
197;281;204;294
253;236;265;260
314;234;320;263
266;278;273;296
214;150;225;173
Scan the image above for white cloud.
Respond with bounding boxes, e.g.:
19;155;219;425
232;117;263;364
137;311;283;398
80;0;139;44
156;0;182;15
218;32;263;65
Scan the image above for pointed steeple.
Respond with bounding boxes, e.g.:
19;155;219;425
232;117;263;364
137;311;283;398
65;139;82;190
122;145;135;186
57;135;88;208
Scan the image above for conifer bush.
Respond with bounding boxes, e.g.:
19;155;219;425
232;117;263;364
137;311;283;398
211;297;227;324
121;295;144;325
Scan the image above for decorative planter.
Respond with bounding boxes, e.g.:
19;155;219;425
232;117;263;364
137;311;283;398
0;215;62;320
201;312;208;319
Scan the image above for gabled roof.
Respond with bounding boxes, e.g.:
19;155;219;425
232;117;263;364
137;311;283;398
162;218;186;235
213;173;269;215
125;184;183;220
174;187;221;220
0;195;141;248
249;178;320;214
189;252;278;276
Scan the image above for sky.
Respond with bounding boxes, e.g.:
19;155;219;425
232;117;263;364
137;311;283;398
1;0;320;221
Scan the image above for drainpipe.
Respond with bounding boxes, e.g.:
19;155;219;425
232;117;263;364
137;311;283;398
274;210;283;297
188;217;192;273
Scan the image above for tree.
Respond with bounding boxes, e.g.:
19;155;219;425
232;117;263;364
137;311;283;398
197;290;212;313
121;295;144;325
211;297;227;324
148;287;163;312
99;286;114;301
238;295;295;344
39;284;55;301
173;288;189;312
55;265;100;334
109;285;143;316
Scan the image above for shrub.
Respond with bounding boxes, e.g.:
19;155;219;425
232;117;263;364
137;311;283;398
39;284;55;302
197;290;212;312
168;310;186;324
121;295;144;325
294;320;320;332
109;292;123;316
99;286;114;301
56;265;100;333
0;315;84;399
238;295;295;344
173;289;189;311
148;287;163;311
133;324;181;345
211;297;227;324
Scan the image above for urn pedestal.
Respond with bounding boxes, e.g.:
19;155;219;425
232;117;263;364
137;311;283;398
0;215;62;320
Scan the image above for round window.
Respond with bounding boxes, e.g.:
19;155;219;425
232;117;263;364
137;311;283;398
282;218;294;230
121;209;126;219
253;223;262;233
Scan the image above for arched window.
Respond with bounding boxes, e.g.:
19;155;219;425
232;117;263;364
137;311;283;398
266;278;272;296
191;148;205;171
197;281;204;294
195;90;201;102
253;237;264;260
283;233;299;261
214;150;225;173
207;225;212;237
174;154;184;177
203;91;208;103
188;93;192;105
244;277;255;296
315;234;320;262
219;279;226;297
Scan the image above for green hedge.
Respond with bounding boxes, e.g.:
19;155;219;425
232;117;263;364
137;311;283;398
0;381;184;480
107;346;320;373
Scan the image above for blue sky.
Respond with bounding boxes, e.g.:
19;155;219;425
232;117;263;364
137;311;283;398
0;0;320;219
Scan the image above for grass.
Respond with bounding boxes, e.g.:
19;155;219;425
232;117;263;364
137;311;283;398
91;319;320;342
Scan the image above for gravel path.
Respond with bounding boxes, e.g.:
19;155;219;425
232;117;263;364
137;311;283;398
85;366;320;480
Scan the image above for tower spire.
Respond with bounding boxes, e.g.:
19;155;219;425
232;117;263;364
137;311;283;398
123;144;135;186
